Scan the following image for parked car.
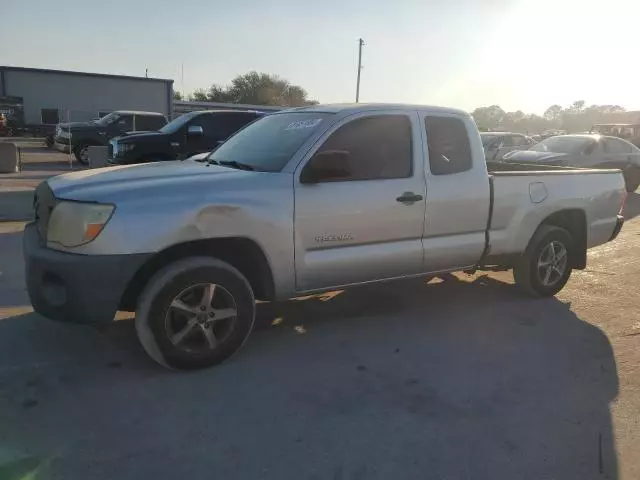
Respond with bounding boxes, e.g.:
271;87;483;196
107;110;264;165
503;134;640;192
25;104;626;370
591;123;640;148
481;132;535;161
53;111;167;164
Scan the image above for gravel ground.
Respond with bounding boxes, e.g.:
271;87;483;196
0;178;638;479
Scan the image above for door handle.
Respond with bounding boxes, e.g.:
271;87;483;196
396;192;423;204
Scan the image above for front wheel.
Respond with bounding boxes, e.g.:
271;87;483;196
135;257;256;370
624;167;640;192
513;225;573;297
73;143;91;165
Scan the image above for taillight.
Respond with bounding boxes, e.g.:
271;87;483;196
619;191;627;216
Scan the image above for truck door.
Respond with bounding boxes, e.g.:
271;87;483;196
107;114;133;137
293;111;426;291
421;114;491;272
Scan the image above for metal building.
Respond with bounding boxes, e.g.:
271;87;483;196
0;66;173;130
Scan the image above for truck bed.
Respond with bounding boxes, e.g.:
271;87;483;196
486;163;625;260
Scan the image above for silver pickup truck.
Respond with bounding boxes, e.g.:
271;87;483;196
24;104;627;370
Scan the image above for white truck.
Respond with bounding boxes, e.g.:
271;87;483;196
24;104;626;370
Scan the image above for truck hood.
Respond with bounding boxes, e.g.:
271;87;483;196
47;160;249;201
58;121;99;132
119;130;158;138
114;131;163;142
504;150;569;163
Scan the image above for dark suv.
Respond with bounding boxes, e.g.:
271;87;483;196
54;111;167;164
107;110;264;165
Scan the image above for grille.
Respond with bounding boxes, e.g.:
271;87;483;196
33;182;57;240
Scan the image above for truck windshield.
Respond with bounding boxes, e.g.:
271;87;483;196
94;112;120;126
207;112;332;171
159;111;200;134
530;136;595;154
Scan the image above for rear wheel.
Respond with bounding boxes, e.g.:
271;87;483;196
624;167;640;192
135;257;256;370
73;143;91;165
513;225;573;297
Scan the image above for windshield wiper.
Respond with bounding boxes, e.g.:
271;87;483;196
217;160;255;171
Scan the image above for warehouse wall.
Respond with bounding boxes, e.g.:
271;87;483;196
3;69;172;125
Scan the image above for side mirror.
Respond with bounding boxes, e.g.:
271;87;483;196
300;150;351;184
187;125;204;136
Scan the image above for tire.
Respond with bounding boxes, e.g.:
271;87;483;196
624;167;640;192
73;143;91;165
45;135;54;148
135;257;256;370
513;225;573;297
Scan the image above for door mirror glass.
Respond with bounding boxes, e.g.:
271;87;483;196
187;125;204;136
300;150;351;184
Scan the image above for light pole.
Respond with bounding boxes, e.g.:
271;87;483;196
355;38;364;103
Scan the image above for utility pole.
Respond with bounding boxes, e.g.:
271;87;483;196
355;38;364;103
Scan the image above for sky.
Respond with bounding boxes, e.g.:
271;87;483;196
2;0;639;115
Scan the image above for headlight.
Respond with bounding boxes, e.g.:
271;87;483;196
115;143;135;157
47;201;115;248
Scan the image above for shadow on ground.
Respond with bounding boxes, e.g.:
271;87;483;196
0;273;619;480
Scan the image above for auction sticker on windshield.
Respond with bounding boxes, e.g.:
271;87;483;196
285;118;323;130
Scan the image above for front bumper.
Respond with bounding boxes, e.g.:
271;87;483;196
23;223;151;324
609;215;624;242
53;141;71;154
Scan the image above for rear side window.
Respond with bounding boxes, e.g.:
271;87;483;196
316;115;412;181
424;116;472;175
217;113;260;138
135;115;166;131
603;138;633;154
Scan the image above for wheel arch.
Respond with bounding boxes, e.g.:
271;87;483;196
535;209;587;269
119;237;275;311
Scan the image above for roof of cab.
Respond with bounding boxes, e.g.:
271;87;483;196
115;110;165;116
284;103;470;116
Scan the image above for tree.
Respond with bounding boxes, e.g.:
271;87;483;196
471;102;637;135
471;105;505;130
173;90;183;101
569;100;585;113
189;88;209;102
543;104;563;123
189;71;317;107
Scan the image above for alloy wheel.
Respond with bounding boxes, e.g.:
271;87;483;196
537;240;568;287
164;283;238;353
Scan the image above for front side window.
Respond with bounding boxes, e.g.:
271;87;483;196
481;134;499;147
310;115;412;181
512;135;529;146
424;116;472;175
159;111;201;134
502;136;515;147
115;114;133;130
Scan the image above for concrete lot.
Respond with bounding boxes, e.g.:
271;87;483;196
0;152;638;479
